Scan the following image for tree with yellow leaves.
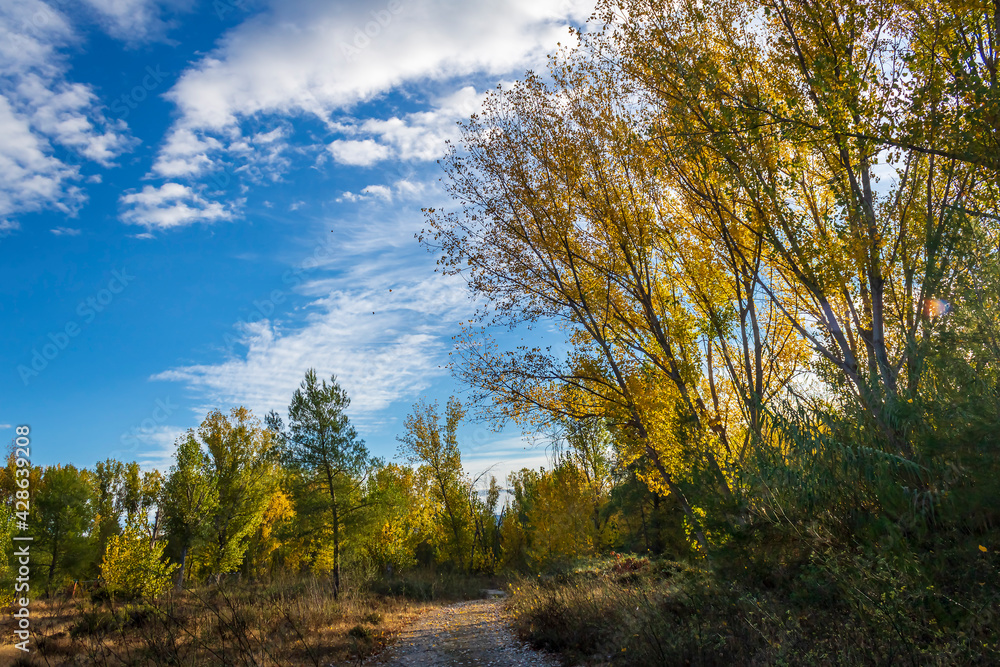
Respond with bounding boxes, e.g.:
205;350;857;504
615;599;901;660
422;40;804;550
608;0;997;455
197;407;278;582
101;524;177;600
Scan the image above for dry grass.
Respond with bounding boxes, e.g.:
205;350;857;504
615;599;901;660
0;576;437;666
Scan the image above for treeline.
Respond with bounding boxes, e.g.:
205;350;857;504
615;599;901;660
0;369;684;603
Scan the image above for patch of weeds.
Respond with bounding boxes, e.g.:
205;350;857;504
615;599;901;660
70;608;117;638
348;624;375;640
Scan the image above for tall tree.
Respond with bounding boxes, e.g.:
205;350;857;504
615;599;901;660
199;407;277;581
91;458;126;562
397;397;484;570
163;431;218;589
34;465;94;595
422;54;801;549
276;369;377;598
608;0;996;455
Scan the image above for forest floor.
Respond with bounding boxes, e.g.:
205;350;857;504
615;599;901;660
368;596;561;667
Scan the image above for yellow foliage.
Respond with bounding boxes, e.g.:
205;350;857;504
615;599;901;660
101;526;178;599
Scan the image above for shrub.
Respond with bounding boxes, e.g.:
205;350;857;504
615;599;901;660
100;525;178;600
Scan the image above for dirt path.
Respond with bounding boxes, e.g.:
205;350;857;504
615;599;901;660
367;598;561;667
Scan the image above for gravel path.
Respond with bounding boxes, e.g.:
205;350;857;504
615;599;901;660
368;598;561;667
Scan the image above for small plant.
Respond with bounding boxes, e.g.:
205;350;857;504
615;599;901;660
361;611;383;625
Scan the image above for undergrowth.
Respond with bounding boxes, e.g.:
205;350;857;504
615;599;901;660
507;544;1000;666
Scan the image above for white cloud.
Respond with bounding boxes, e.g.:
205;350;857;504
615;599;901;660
150;0;592;181
337;86;487;164
151;192;473;426
151;127;223;178
393;179;424;198
50;226;81;235
120;182;236;230
167;0;590;129
361;184;392;201
81;0;192;44
0;423;11;429
328;138;390;166
16;74;132;165
110;423;188;472
0;95;84;219
336;178;427;204
152;272;472;425
462;433;553;483
0;1;132;228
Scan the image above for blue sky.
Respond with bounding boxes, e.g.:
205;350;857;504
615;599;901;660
0;0;592;479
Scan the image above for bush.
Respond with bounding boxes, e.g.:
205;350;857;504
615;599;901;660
100;526;178;600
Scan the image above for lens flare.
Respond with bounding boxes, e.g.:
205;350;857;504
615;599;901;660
923;298;952;317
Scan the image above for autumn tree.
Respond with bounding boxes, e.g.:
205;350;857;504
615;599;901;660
91;458;126;562
163;431;218;588
397;397;500;571
197;407;277;582
360;464;436;573
422;50;804;550
241;483;295;580
101;524;177;600
424;0;998;555
606;0;997;456
556;419;616;546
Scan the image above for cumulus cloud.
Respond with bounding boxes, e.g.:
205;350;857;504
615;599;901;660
50;226;81;235
0;95;85;219
151;127;223;178
120;182;236;230
147;0;591;182
327;86;486;166
16;74;131;165
336;179;425;204
167;0;589;129
328;138;390;166
0;1;132;229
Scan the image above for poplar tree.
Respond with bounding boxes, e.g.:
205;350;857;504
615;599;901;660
163;432;217;588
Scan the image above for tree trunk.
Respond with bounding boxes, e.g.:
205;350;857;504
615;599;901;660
325;462;341;600
332;499;341;600
176;544;188;591
47;541;58;598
